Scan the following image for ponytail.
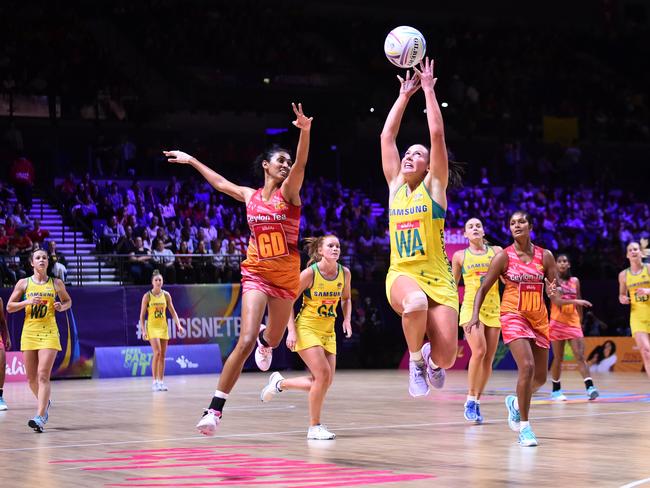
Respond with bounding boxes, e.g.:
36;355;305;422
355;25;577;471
303;234;337;266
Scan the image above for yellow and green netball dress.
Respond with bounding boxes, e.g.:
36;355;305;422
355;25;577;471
459;247;501;327
294;263;345;354
626;265;650;335
146;291;169;340
386;182;458;311
21;277;61;351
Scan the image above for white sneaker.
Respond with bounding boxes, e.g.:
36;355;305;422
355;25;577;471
307;424;336;440
196;409;221;436
152;382;161;391
261;372;284;402
159;382;169;391
255;324;273;371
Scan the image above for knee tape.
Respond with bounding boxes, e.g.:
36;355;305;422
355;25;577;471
402;290;428;313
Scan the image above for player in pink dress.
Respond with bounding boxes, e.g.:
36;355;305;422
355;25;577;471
548;254;598;401
163;103;312;435
466;210;558;447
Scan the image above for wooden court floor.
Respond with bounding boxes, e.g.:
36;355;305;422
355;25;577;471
1;370;649;487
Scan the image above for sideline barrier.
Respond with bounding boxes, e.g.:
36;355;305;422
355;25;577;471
94;343;222;378
4;351;27;382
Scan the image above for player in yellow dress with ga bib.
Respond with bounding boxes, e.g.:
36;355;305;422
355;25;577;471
138;270;183;392
380;57;459;398
618;242;650;380
451;218;502;423
7;249;72;432
260;235;351;440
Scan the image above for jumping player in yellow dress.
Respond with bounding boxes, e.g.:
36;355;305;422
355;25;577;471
260;235;352;440
618;242;650;380
381;57;460;397
7;249;72;432
451;218;502;423
138;269;184;391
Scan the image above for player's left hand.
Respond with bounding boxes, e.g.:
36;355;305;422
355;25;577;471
53;301;63;312
291;103;313;131
413;57;437;91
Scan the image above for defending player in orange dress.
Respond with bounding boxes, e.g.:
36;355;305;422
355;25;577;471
164;103;312;435
466;211;558;447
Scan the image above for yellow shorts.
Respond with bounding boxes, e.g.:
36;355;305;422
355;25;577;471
630;313;650;336
385;269;459;313
21;327;62;351
147;325;169;340
459;301;500;328
295;326;337;355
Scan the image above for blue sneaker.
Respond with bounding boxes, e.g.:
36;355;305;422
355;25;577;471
28;415;46;433
421;342;446;389
518;426;538;447
408;360;429;397
0;397;8;411
475;403;484;424
551;390;567;401
587;386;599;400
464;400;478;422
505;395;521;432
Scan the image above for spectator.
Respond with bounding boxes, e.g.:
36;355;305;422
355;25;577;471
151;238;176;283
4;246;26;283
175;240;194;283
9;156;35;210
102;215;126;253
27;219;50;246
193;240;211;283
145;216;160;243
9;228;33;256
108;182;124;212
223;240;242;283
47;240;68;282
129;236;152;284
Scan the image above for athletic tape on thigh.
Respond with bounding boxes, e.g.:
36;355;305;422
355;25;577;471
402;290;428;313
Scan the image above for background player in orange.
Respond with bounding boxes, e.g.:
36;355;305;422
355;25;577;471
467;211;558;447
451;218;502;423
260;235;352;440
164;102;312;435
380;58;461;398
548;254;598;401
619;242;650;380
0;296;9;410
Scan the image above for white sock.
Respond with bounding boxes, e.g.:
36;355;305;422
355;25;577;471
410;351;423;363
214;390;229;399
467;395;477;402
514;397;519;410
476;399;480;404
429;358;440;369
520;421;530;431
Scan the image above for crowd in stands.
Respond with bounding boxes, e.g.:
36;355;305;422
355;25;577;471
0;179;68;285
60;165;647;285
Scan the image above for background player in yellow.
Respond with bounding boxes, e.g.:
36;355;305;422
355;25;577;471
380;57;461;397
260;235;352;440
452;217;501;423
7;249;72;432
139;269;184;391
618;242;650;380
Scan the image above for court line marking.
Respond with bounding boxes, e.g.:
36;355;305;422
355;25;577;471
1;407;649;454
620;478;650;488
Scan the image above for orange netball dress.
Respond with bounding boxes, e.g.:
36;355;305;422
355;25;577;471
241;189;301;299
549;277;584;341
500;245;550;348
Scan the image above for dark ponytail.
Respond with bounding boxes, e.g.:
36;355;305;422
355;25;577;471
252;144;291;179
